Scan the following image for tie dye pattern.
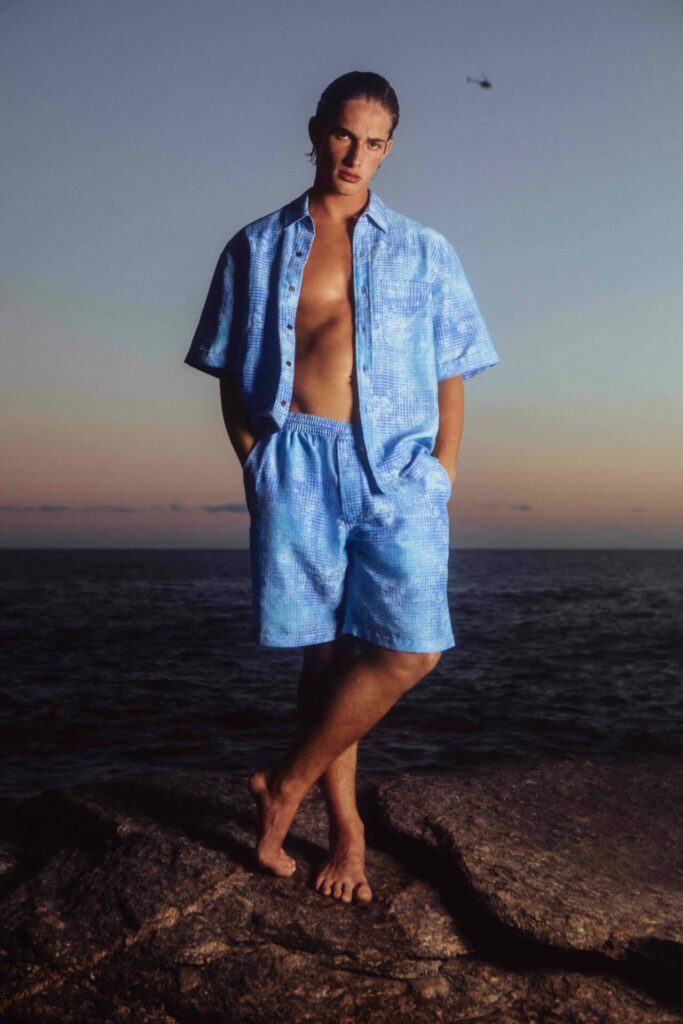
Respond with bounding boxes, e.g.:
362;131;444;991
244;411;455;652
184;187;500;494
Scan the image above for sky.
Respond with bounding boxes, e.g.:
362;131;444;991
1;0;681;548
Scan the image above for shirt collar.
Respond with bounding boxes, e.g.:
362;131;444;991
281;186;388;233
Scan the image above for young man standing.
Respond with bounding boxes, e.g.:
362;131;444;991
184;72;500;905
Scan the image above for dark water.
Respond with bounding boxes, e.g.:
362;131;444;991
1;549;681;802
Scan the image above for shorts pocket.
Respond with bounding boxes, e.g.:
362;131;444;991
429;454;452;498
242;434;268;477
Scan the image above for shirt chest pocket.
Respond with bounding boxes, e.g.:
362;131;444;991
376;279;431;336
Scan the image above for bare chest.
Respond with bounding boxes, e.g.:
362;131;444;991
295;225;355;341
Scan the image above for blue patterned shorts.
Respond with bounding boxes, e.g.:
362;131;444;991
242;411;455;653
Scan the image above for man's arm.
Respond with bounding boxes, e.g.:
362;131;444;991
433;374;464;485
219;376;257;468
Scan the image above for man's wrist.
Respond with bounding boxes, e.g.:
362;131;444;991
238;437;257;467
433;447;458;483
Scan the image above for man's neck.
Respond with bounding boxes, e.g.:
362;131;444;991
307;184;369;227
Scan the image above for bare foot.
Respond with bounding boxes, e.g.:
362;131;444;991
315;817;373;904
248;769;298;877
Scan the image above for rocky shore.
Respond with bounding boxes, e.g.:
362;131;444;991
1;756;682;1023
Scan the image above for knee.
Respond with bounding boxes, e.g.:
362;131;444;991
376;649;441;693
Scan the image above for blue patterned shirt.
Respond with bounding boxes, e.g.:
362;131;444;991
184;187;500;493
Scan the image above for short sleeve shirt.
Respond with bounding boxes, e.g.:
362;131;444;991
184;187;500;493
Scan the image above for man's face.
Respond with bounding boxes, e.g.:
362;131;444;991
311;98;394;194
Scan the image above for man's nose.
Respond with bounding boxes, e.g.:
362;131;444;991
344;142;362;166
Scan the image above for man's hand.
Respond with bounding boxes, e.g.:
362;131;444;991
219;375;256;466
434;374;464;486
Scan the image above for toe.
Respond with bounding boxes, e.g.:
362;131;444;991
341;882;353;903
354;881;373;903
265;851;296;877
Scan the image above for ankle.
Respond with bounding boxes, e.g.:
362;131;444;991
267;765;306;805
329;812;365;842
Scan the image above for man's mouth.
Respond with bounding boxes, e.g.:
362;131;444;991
339;170;360;182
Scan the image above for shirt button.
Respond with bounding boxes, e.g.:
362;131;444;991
295;251;303;257
287;324;293;330
362;364;368;372
288;285;295;292
286;360;292;366
280;399;286;406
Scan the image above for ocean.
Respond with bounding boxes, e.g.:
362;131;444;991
1;548;681;803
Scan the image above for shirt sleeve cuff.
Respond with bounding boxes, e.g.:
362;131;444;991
436;352;501;382
184;351;236;379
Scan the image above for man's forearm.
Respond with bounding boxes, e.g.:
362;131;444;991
433;374;464;484
219;375;257;467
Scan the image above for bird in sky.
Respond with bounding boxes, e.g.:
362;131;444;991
466;75;492;88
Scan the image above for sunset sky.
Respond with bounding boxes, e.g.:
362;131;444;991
2;0;681;548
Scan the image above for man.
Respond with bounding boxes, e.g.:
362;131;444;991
184;71;500;905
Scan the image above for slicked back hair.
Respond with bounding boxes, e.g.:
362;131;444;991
306;71;399;163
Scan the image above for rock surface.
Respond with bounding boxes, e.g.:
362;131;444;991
377;758;683;960
0;757;680;1023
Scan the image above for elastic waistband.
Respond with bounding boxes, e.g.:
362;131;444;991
283;411;357;440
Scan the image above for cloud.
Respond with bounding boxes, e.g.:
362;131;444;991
0;504;73;513
82;505;138;513
0;502;248;515
199;503;248;513
0;503;137;514
472;502;533;512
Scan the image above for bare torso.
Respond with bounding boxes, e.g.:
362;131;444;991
290;215;359;423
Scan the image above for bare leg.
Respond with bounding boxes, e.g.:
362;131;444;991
249;642;440;877
297;638;372;903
